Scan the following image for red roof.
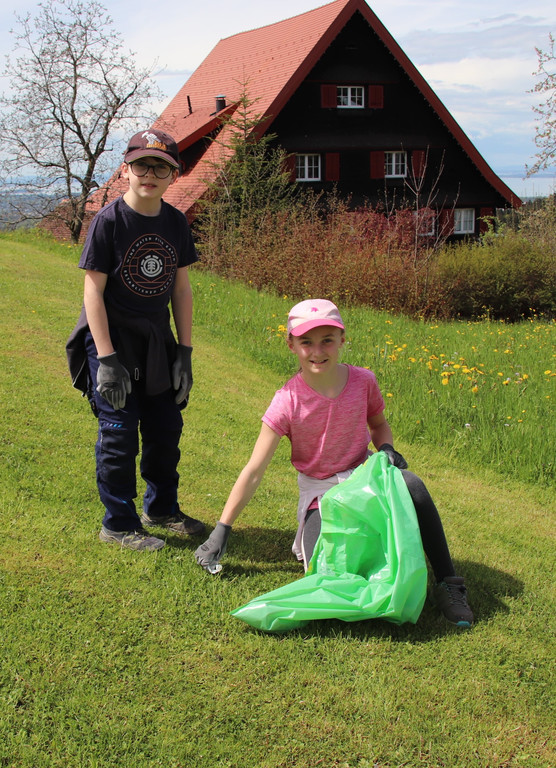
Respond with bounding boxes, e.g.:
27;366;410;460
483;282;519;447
96;0;519;217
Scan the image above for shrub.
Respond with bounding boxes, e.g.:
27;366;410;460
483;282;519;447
436;225;556;320
196;197;451;318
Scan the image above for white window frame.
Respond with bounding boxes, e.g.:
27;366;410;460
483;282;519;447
296;154;321;182
337;86;364;109
413;209;436;237
385;151;407;178
454;208;475;234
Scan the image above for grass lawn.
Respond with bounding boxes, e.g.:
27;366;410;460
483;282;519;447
0;231;554;768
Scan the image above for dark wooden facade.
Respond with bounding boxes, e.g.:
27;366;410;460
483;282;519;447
269;12;516;233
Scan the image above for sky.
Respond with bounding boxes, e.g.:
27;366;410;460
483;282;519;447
1;0;555;198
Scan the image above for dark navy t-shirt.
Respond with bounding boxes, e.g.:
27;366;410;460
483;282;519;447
79;197;199;314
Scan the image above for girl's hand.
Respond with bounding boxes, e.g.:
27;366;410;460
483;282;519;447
378;443;408;470
195;522;231;574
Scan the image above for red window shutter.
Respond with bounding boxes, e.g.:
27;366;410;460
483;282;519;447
284;155;296;182
439;209;454;236
479;206;494;234
412;150;426;178
325;153;340;182
321;84;337;108
370;151;385;179
368;85;384;108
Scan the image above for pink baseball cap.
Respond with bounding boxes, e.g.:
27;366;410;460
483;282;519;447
287;299;345;336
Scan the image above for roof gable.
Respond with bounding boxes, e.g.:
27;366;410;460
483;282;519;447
153;0;518;212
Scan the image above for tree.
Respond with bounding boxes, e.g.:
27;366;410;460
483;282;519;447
196;84;296;269
528;33;556;176
0;0;161;243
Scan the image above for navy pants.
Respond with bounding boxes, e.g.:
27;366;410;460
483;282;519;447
86;334;183;532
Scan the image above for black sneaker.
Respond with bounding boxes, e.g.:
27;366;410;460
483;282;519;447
140;510;206;537
433;576;474;627
99;525;165;551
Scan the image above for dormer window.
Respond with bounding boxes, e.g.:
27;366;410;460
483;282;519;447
337;86;364;108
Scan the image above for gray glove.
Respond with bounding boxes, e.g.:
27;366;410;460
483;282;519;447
378;443;408;470
96;353;131;410
195;522;231;574
172;344;193;404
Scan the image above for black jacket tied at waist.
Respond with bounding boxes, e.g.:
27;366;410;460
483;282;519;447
66;302;177;399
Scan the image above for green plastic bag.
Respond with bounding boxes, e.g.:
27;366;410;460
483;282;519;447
231;452;427;632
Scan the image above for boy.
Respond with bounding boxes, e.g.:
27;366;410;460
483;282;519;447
67;129;205;550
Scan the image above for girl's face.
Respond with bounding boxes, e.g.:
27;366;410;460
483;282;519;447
288;325;345;375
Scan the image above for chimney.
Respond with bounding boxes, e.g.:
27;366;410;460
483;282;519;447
215;95;226;112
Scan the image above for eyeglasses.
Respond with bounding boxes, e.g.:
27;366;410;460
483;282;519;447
128;160;174;179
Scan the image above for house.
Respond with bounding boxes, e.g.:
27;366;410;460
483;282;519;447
73;0;521;240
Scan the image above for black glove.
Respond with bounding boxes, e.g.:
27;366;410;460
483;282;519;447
172;344;193;404
378;443;408;470
195;522;231;574
96;353;131;410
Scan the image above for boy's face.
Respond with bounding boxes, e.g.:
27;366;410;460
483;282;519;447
121;156;178;202
288;325;345;375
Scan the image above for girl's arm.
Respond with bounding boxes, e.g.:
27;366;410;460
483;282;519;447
369;411;394;450
219;423;282;526
369;411;408;469
83;270;114;356
170;266;193;346
195;423;281;572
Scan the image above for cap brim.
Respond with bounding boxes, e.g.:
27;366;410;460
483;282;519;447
289;319;344;336
124;148;179;168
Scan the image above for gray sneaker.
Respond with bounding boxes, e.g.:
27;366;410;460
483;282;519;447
434;576;474;627
99;525;165;551
140;510;206;537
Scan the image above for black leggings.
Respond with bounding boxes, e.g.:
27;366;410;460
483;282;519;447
301;469;456;582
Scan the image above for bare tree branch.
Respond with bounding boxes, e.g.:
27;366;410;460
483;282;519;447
0;0;162;242
528;33;556;177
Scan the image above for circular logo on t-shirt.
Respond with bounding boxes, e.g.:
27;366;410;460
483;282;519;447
121;234;177;296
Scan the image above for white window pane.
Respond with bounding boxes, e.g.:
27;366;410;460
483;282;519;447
296;154;321;181
385;151;407;177
336;85;364;108
455;208;475;233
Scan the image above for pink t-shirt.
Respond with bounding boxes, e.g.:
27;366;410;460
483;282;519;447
262;365;385;479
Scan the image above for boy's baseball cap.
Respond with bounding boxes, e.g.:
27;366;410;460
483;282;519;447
287;299;344;337
124;129;180;168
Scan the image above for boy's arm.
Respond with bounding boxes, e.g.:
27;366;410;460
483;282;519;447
170;267;194;403
195;423;281;572
83;270;114;356
170;266;193;346
369;411;408;469
83;269;131;410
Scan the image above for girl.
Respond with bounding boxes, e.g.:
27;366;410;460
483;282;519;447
196;299;473;627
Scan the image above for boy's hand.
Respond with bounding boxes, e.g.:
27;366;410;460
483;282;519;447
378;443;408;470
96;353;131;410
195;522;231;574
172;344;193;404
